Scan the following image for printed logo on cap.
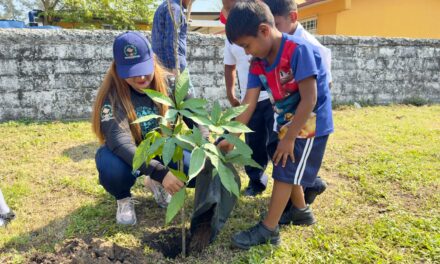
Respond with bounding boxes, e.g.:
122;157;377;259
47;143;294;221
124;45;140;59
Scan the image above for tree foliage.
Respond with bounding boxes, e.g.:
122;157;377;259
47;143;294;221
53;0;158;29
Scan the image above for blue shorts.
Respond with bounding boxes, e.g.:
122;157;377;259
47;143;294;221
270;135;329;187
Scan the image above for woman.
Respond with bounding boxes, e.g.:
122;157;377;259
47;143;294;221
92;32;185;226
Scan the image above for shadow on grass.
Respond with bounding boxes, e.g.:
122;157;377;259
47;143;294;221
62;142;99;162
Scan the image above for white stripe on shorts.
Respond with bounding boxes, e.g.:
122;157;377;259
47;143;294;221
296;137;315;185
293;138;312;185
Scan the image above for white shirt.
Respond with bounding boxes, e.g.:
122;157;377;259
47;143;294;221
223;39;269;102
293;23;333;82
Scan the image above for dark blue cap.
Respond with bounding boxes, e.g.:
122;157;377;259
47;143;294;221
113;31;154;79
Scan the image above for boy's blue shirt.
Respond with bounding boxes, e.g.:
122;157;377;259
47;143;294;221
247;33;334;138
152;0;187;71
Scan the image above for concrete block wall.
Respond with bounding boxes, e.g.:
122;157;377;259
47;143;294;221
0;29;439;121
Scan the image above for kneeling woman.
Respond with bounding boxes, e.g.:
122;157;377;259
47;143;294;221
92;32;187;225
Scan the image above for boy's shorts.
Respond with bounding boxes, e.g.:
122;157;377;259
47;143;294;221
270;135;329;187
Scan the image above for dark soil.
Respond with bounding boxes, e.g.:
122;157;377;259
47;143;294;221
28;238;150;264
26;224;213;262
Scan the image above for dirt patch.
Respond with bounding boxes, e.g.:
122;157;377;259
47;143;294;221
142;224;212;259
143;228;190;259
28;238;150;264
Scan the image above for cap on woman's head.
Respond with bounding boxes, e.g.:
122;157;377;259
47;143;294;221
113;31;154;79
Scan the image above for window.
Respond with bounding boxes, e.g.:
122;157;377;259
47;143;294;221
300;17;318;34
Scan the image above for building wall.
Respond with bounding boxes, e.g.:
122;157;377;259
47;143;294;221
299;0;440;39
0;29;439;121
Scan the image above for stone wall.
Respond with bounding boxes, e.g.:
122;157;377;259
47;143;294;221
0;29;439;121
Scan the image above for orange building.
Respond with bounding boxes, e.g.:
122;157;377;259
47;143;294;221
297;0;440;39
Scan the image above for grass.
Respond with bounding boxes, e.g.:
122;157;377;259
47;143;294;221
0;105;439;263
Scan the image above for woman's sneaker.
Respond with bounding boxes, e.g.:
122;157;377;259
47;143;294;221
145;176;171;208
116;197;137;225
0;210;15;227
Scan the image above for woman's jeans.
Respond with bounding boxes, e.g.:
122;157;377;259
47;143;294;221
95;145;191;200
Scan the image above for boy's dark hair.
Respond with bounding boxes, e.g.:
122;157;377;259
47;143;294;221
263;0;297;17
226;0;275;43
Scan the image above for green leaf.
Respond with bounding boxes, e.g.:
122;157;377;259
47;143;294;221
175;69;190;105
172;146;184;163
164;109;178;122
188;147;206;181
227;155;263;169
166;187;186;224
202;142;224;160
211;101;222;125
169;168;188;183
133;137;151;171
220;104;248;123
222;134;253;156
222;121;253;133
162;138;176;167
208;125;225;134
144;89;174;107
190;107;209;116
173;123;183;135
181;98;207;110
132;114;161;124
188;115;213;127
147;137;165;157
192;126;203;146
175;137;195;151
175;134;196;147
217;161;240;197
160;124;173;136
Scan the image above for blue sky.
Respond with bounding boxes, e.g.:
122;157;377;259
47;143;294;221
191;0;222;13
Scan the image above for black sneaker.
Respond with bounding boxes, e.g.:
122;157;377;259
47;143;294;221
243;184;265;197
304;177;328;205
279;206;316;226
231;222;280;250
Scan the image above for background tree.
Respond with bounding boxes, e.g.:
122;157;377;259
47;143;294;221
0;0;42;21
53;0;157;29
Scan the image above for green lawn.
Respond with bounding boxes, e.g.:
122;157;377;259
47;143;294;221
0;105;439;263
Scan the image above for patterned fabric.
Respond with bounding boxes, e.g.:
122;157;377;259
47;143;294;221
152;0;187;71
247;33;333;139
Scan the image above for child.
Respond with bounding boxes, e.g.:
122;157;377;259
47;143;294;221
222;0;271;196
151;0;192;74
264;0;332;221
0;188;15;227
219;1;333;249
92;32;186;226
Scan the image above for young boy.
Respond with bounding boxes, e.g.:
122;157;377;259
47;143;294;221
264;0;332;219
219;1;333;249
222;0;271;196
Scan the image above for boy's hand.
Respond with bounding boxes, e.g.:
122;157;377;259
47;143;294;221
273;138;295;167
217;140;234;153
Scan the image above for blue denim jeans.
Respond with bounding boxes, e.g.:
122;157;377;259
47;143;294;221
95;145;191;200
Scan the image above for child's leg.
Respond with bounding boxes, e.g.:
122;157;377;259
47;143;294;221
290;184;306;209
262;180;293;229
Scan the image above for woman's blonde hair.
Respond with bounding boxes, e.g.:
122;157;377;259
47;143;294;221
92;57;169;145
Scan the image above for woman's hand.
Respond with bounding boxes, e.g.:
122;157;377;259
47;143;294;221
273;138;295;168
162;171;184;195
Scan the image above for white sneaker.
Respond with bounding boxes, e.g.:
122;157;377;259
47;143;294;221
116;197;137;225
0;210;15;227
145;176;171;208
